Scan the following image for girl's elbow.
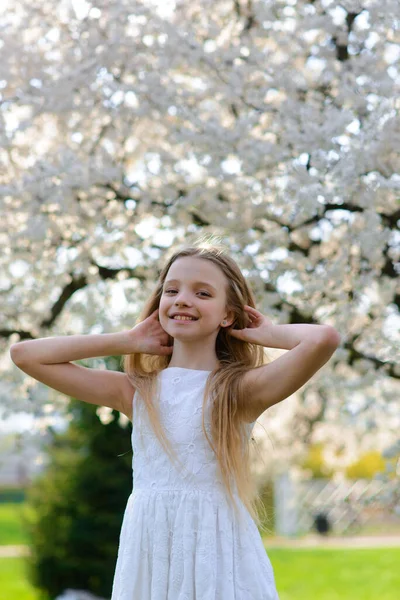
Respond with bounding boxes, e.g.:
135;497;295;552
10;343;29;366
322;326;341;346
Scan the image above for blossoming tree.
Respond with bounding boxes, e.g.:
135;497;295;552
0;0;399;486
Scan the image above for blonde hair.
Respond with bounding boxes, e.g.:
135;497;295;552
123;240;271;530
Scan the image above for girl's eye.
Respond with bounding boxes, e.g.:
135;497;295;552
165;290;211;297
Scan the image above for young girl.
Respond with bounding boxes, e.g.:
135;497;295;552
10;243;340;599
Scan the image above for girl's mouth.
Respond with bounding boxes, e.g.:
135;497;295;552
170;316;198;322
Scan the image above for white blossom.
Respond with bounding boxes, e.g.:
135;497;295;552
0;0;398;488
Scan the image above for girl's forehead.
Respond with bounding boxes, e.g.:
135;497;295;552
166;257;226;287
168;257;220;275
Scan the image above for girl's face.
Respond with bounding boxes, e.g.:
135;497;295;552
158;257;231;339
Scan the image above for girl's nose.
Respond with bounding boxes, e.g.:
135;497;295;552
174;294;191;305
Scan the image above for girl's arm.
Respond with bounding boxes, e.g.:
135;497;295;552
10;332;139;419
229;307;341;422
242;327;340;421
9;309;172;420
10;332;136;364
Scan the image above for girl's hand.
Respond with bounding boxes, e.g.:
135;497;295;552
227;305;274;345
128;308;173;355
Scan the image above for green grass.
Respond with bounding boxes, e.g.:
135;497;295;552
0;503;32;546
1;549;399;600
0;558;45;600
268;547;400;600
2;503;400;599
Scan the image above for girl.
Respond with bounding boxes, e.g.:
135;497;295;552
10;242;341;599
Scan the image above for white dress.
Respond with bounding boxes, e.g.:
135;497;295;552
111;367;279;600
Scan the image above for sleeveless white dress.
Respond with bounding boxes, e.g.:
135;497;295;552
110;367;279;600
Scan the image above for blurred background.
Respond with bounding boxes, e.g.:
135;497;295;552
0;0;399;598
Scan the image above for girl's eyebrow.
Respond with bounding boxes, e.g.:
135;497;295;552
164;279;217;292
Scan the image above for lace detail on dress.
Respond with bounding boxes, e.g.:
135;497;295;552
111;368;279;600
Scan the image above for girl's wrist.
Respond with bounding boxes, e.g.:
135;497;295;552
88;330;144;356
122;329;143;354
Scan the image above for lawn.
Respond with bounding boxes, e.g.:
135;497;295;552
1;503;400;599
0;502;32;545
269;547;400;600
0;557;46;600
1;549;399;600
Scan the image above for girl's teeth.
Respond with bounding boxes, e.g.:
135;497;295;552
174;316;195;320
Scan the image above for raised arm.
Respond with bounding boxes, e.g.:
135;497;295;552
228;306;341;422
10;332;139;419
9;308;172;420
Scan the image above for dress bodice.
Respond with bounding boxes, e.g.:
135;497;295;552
131;368;255;495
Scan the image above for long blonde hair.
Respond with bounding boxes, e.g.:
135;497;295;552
123;241;271;529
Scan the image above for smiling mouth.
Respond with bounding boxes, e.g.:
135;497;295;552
169;316;199;321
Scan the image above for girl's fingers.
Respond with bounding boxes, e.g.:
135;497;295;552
244;305;258;314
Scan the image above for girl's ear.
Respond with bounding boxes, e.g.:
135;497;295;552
223;309;236;328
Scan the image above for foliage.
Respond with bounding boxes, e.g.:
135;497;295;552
300;444;391;480
300;443;334;479
345;450;387;480
255;478;276;535
22;394;132;599
0;486;26;503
